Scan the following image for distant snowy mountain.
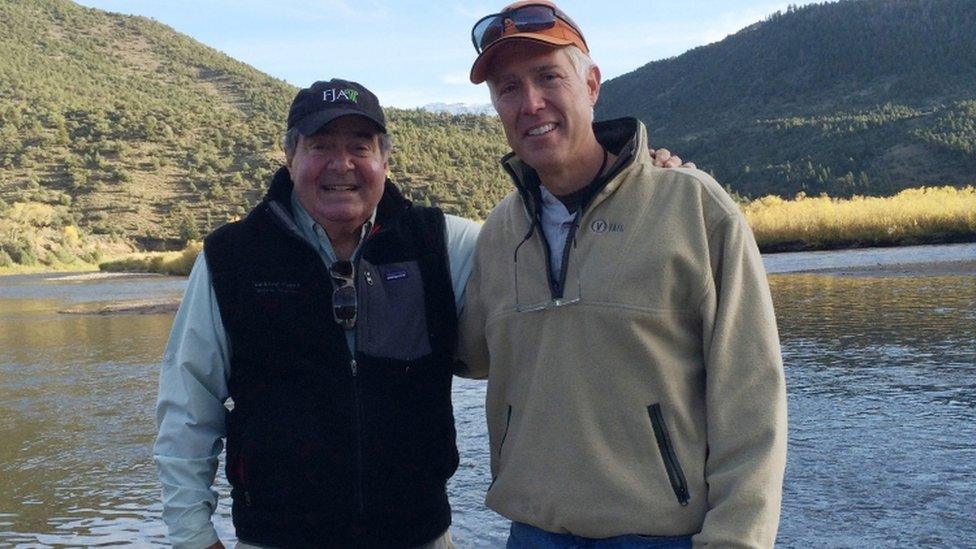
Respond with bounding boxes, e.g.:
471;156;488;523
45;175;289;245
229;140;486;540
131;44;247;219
421;102;496;116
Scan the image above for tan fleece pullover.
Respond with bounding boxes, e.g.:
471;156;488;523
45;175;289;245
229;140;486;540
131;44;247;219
458;119;787;548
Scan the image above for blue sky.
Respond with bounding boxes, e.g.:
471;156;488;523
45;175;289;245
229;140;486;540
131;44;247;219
74;0;822;108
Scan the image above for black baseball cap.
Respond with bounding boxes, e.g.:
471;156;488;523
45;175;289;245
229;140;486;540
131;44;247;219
287;78;387;135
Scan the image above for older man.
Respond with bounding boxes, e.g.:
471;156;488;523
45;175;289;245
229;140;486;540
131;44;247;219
154;79;479;548
458;2;788;548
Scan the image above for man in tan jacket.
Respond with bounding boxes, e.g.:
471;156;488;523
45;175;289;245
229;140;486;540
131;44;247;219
458;2;788;547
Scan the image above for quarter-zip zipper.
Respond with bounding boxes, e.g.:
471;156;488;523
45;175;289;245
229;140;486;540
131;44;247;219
648;404;691;506
553;209;582;299
528;202;582;301
531;215;562;299
506;163;566;301
501;130;635;303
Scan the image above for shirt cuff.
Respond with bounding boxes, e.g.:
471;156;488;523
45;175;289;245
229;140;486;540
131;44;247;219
171;522;220;549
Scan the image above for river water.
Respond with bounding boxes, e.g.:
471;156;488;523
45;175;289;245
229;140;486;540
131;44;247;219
1;244;974;547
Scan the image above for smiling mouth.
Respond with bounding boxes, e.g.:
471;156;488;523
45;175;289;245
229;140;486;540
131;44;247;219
526;123;557;137
322;184;357;192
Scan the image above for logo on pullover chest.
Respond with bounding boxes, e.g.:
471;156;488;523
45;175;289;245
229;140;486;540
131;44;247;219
590;219;624;234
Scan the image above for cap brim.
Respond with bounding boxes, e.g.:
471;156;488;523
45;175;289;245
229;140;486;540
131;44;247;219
295;109;386;136
470;34;578;84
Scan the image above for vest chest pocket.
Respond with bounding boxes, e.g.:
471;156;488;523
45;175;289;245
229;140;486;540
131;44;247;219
359;260;432;360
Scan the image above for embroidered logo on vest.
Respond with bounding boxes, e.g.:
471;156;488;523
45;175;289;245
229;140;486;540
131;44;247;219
253;281;302;294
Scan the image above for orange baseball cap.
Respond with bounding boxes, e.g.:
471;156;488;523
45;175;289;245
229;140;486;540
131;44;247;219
470;1;589;84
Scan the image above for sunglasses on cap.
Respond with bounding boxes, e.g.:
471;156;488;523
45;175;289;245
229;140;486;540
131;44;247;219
471;3;587;54
330;260;357;330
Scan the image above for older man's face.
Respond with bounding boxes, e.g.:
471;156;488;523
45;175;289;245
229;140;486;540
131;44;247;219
488;42;599;175
287;115;388;232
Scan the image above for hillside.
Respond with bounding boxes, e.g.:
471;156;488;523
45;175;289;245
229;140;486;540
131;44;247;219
0;0;511;257
3;0;975;265
596;0;976;197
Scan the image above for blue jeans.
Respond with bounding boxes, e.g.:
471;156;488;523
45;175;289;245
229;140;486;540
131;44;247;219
507;522;694;549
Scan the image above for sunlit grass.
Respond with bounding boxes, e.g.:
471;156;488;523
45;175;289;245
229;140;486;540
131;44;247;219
6;187;975;277
99;241;201;276
743;186;976;251
0;260;98;276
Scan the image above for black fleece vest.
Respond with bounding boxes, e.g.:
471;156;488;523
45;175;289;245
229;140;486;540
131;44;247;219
204;168;459;548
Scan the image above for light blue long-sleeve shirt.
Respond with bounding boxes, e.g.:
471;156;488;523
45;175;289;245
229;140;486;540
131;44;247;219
153;195;480;549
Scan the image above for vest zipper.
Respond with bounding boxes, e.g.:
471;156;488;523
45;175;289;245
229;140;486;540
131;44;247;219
348;226;377;515
350;241;369;514
350;358;365;512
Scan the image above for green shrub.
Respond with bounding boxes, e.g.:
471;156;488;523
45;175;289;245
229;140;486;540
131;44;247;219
54;246;77;264
17;246;37;265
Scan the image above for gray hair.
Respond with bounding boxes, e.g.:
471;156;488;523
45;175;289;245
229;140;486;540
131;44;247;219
282;126;301;158
282;126;393;159
487;45;597;104
564;45;596;80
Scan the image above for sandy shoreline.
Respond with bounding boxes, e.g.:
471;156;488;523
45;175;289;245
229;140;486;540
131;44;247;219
49;272;163;281
59;298;180;315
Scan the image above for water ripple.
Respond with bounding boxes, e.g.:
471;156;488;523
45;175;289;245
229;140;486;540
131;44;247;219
2;264;974;547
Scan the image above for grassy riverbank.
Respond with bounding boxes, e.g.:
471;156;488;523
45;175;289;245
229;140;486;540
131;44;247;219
0;260;101;276
98;242;201;276
0;201;134;276
112;185;976;275
4;186;975;277
745;186;976;252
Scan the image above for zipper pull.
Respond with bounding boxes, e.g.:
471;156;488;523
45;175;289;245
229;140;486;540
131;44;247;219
364;269;374;286
350;359;358;376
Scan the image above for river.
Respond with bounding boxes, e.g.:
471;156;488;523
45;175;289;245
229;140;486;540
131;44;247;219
1;244;974;547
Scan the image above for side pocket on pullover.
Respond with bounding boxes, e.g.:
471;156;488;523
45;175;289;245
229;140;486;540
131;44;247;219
648;403;691;506
488;404;513;490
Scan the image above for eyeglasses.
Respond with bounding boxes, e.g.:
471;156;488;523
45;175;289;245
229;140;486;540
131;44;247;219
329;260;357;330
471;3;587;54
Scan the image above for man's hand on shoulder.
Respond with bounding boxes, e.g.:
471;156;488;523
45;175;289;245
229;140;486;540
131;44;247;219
206;542;225;549
650;148;696;169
